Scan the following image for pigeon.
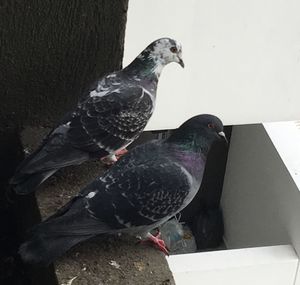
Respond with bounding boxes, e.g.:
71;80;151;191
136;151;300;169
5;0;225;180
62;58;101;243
19;114;226;265
10;38;184;194
192;207;224;250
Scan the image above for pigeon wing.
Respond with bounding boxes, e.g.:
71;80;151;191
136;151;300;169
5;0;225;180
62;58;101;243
66;85;154;155
86;160;192;231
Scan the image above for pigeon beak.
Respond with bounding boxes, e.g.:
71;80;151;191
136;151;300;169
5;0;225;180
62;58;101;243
178;57;185;68
218;131;228;144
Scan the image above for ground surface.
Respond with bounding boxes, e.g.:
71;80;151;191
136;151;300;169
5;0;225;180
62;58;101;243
22;127;175;285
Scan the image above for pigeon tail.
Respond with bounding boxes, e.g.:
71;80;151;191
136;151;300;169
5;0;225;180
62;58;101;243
12;170;57;195
11;142;89;194
19;202;111;265
19;233;92;265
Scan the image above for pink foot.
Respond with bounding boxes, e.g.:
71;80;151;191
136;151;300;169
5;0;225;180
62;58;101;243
139;232;169;255
101;148;128;166
101;154;117;166
115;148;128;159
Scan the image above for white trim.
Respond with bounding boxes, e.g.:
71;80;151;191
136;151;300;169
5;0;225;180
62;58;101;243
167;245;299;285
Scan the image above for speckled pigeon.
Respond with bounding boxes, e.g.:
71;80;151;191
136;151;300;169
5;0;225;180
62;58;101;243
19;114;226;265
11;38;184;194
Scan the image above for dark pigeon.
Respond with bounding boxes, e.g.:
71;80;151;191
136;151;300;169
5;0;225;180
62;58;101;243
19;114;226;265
11;38;184;194
192;207;224;250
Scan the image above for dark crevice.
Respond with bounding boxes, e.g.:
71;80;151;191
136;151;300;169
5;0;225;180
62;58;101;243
0;127;58;285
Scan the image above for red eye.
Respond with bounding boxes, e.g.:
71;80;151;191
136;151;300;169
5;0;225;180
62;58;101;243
170;46;177;53
208;123;215;129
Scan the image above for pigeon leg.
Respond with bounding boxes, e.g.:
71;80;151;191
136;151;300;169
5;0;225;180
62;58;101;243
145;232;169;255
101;148;128;166
101;154;117;165
115;148;128;159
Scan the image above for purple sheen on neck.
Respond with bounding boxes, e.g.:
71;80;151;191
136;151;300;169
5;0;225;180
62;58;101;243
173;148;206;178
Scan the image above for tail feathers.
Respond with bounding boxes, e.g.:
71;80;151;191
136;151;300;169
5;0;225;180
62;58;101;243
19;233;93;265
19;208;110;265
10;142;90;194
11;170;57;195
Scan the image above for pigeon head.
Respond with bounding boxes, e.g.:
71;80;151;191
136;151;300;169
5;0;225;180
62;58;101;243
126;38;184;79
145;38;184;68
166;114;226;154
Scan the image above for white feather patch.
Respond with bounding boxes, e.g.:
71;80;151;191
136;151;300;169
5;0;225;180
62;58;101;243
86;191;96;199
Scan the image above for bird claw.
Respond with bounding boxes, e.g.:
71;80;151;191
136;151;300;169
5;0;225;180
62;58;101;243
101;154;117;166
151;237;169;255
138;232;169;255
115;148;128;158
101;149;128;166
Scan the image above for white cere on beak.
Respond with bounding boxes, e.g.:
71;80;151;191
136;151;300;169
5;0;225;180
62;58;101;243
218;131;228;143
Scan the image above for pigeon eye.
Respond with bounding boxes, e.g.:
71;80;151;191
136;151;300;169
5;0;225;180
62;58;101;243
208;123;215;129
170;46;178;53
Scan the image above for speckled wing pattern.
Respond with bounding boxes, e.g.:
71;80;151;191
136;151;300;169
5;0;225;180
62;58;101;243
10;70;156;194
83;143;192;231
67;80;154;155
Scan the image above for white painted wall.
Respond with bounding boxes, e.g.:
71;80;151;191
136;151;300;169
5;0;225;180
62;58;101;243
264;121;300;190
124;0;300;130
221;124;300;256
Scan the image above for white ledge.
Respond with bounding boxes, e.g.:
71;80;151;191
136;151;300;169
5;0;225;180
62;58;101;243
167;245;299;285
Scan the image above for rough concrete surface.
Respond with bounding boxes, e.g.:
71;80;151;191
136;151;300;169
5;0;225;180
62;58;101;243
22;126;175;285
